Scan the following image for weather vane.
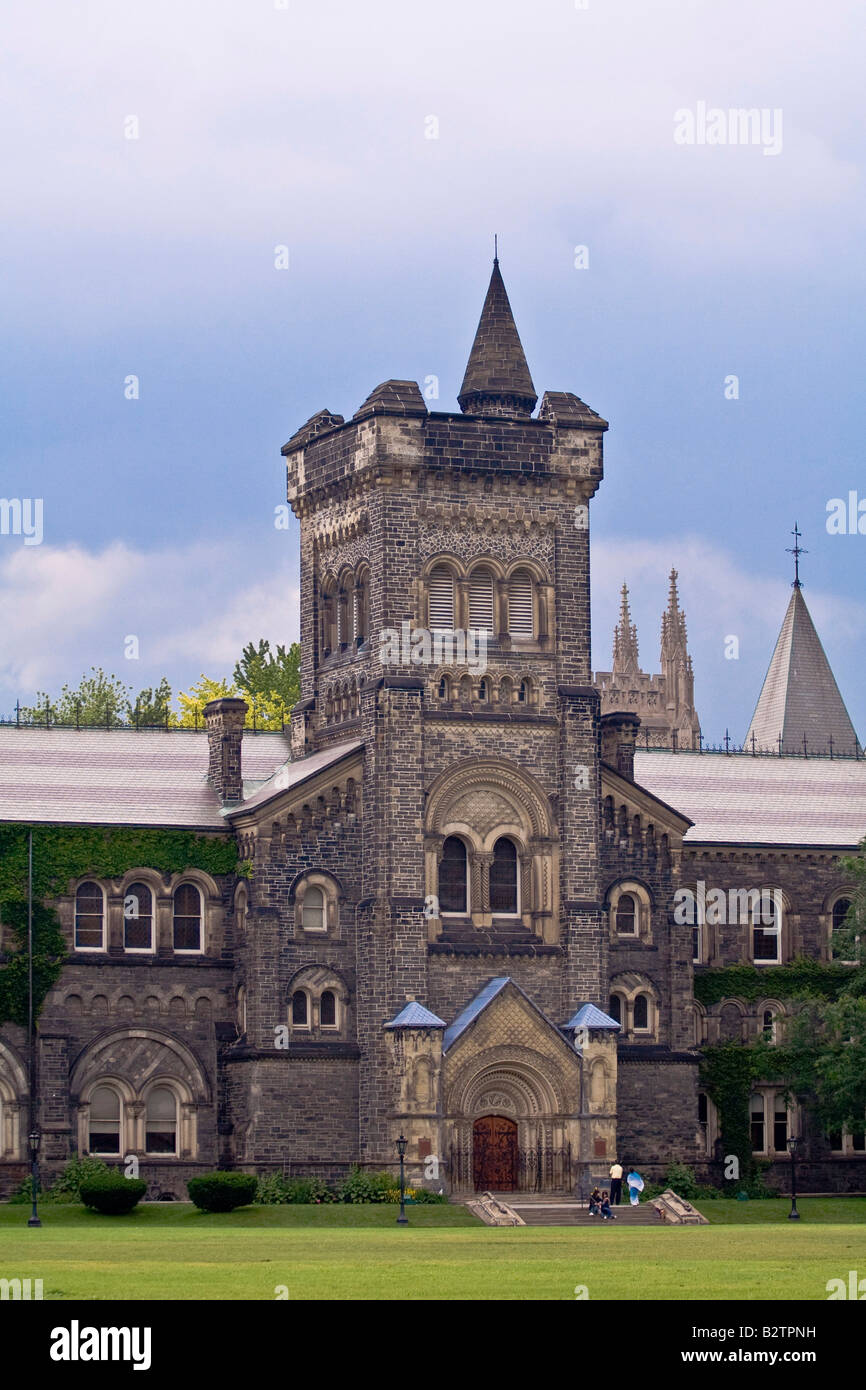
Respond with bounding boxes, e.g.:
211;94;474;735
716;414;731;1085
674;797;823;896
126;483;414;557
786;522;807;588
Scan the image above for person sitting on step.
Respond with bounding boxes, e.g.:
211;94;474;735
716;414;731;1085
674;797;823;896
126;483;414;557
600;1190;616;1221
588;1186;602;1216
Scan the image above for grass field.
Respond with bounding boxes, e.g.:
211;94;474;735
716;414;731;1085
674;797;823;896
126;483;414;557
2;1199;865;1300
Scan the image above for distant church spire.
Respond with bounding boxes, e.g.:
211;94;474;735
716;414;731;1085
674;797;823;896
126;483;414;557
458;258;537;419
745;579;860;756
612;582;640;676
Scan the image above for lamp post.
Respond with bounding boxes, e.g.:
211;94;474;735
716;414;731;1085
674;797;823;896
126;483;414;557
786;1136;800;1220
395;1134;409;1226
28;1129;42;1228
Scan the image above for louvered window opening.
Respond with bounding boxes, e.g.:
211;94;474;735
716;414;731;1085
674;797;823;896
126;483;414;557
429;569;455;630
508;572;534;637
468;571;494;632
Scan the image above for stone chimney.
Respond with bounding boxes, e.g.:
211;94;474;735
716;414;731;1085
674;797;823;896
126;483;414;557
203;698;248;804
600;711;640;781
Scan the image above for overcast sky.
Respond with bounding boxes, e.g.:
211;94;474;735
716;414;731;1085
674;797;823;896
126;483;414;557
1;0;864;743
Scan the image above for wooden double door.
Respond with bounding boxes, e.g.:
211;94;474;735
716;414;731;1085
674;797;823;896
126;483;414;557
473;1115;518;1191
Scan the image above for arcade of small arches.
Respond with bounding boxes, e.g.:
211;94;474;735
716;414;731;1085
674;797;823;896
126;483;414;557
69;870;221;956
319;562;370;657
424;556;552;645
434;670;540;710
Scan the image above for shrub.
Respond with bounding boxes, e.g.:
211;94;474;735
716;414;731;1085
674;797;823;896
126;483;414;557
8;1155;112;1205
406;1187;447;1204
187;1172;259;1212
256;1173;337;1205
338;1167;396;1203
79;1174;147;1215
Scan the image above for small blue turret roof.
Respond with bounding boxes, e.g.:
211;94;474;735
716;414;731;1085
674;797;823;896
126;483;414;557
384;1002;446;1029
565;1003;621;1031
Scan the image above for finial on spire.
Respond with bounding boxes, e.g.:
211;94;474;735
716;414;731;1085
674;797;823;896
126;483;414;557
494;233;498;264
787;522;807;588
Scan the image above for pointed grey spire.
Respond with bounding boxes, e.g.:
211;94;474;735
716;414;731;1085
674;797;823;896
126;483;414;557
745;587;860;755
458;260;537;418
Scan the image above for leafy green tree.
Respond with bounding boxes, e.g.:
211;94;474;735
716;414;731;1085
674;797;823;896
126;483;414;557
833;838;866;965
783;994;866;1141
20;668;130;727
127;678;173;727
175;675;237;728
233;639;300;710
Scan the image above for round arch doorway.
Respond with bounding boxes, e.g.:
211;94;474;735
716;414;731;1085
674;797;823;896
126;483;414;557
473;1115;518;1191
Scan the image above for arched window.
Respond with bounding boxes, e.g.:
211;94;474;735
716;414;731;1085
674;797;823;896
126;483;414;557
478;677;490;702
337;573;352;647
429;566;455;630
292;991;309;1027
762;1008;776;1042
468;568;495;633
438;675;451;700
173;883;202;953
124;882;153;952
507;570;534;637
354;571;368;645
490;837;518;915
518;679;529;704
439;836;468;915
831;897;854;959
145;1087;178;1155
237;986;247;1035
320;576;337;656
615;893;637;936
301;886;325;932
752;891;781;963
75;881;105;951
320;990;337;1028
89;1086;121;1154
608;995;622;1025
633;994;649;1031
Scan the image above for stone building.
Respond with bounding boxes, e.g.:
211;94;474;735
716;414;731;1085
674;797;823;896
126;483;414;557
595;575;702;750
1;260;864;1198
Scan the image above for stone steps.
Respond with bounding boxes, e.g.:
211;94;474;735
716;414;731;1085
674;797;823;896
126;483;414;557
506;1199;661;1227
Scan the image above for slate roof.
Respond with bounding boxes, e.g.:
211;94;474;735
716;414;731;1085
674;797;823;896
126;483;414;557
634;750;866;848
225;738;363;817
458;261;537;415
565;1003;621;1032
537;390;608;430
0;727;290;829
384;1002;446;1029
745;586;860;757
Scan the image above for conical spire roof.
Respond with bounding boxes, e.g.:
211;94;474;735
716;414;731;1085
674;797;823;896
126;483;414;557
458;260;537;418
745;586;860;755
613;583;640;676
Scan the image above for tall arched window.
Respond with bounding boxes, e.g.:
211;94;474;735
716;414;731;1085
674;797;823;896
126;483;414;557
490;837;518;915
301;886;325;931
89;1086;121;1154
608;995;622;1025
173;883;202;953
831;897;854;959
507;570;534;637
320;990;337;1028
354;571;368;645
633;994;649;1031
429;566;455;630
468;568;495;633
237;985;247;1035
145;1087;178;1155
439;836;468;914
615;893;637;935
752;892;781;963
75;882;105;951
124;882;153;952
292;991;309;1027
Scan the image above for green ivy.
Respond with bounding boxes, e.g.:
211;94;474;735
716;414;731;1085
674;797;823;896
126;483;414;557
694;958;863;1006
0;824;238;1027
699;1040;800;1184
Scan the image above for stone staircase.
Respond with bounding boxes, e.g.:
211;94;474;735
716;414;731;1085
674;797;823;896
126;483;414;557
480;1192;663;1227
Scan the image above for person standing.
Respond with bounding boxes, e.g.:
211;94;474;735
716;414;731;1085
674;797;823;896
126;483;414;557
609;1159;623;1205
626;1168;644;1205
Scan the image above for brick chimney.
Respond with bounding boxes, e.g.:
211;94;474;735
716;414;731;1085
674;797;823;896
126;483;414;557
600;711;640;781
203;698;248;804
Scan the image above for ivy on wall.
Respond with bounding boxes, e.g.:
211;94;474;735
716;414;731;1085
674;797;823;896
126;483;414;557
0;824;238;1027
694;958;862;1006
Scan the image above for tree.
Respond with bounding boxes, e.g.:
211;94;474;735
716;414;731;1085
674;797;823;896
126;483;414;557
19;668;130;727
233;639;300;710
127;678;173;727
174;676;237;728
783;993;866;1141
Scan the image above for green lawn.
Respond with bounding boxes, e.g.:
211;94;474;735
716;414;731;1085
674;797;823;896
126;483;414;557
2;1199;865;1299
